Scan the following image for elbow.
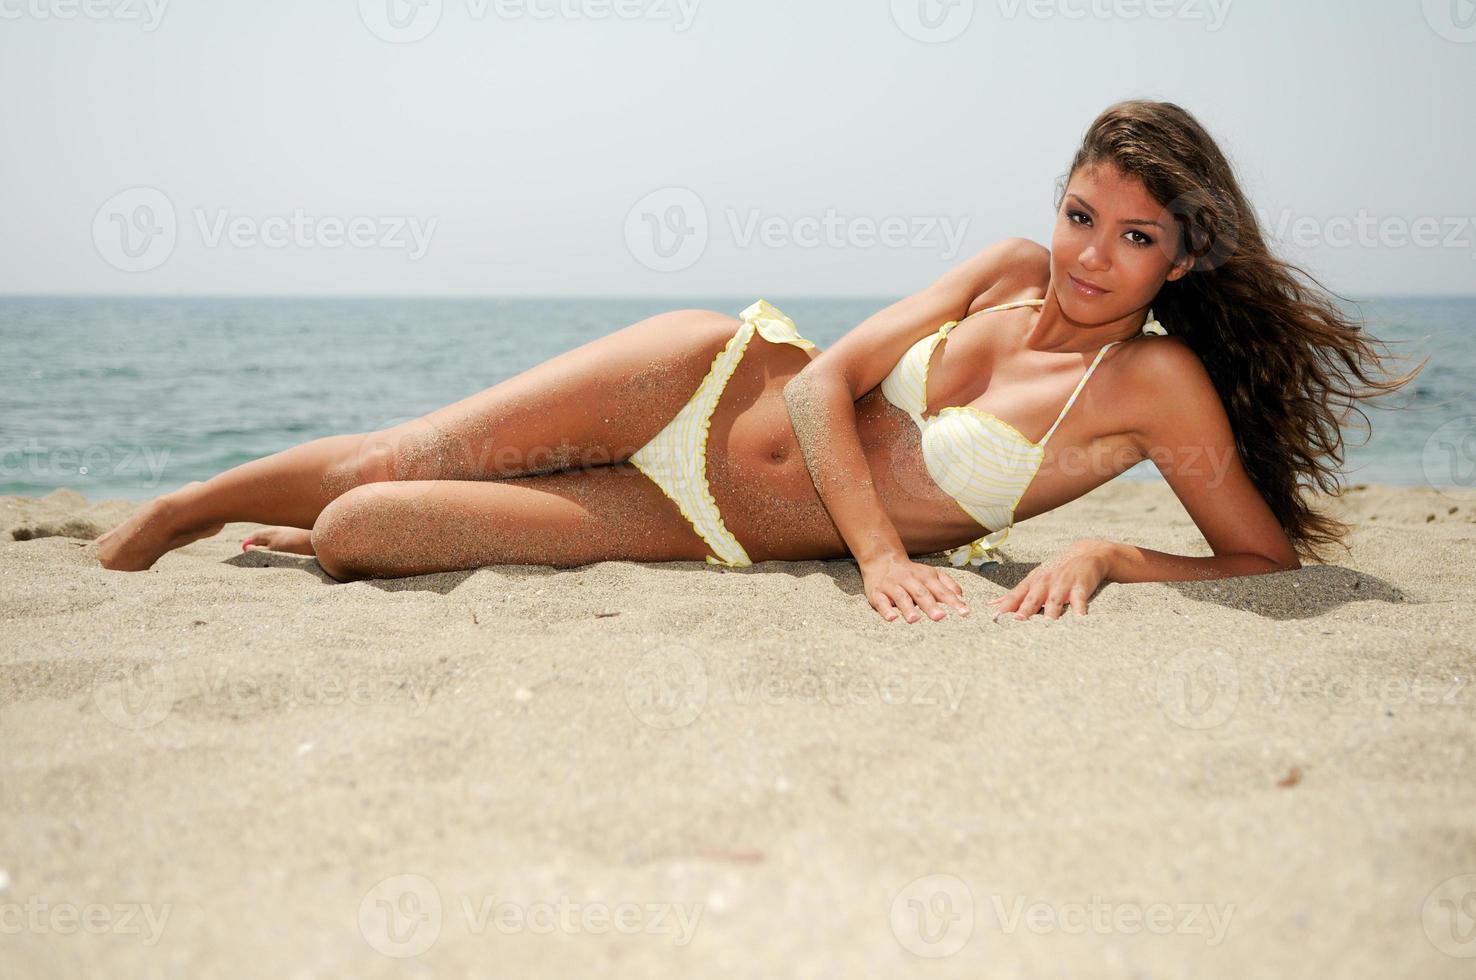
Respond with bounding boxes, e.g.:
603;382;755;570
783;368;830;406
1261;552;1302;573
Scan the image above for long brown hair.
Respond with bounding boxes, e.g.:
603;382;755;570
1060;100;1424;562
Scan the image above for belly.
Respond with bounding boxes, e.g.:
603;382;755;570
703;343;847;561
700;340;978;561
852;389;988;554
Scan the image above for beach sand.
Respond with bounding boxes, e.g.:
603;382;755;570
2;480;1474;978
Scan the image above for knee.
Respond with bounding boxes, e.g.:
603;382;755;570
654;308;740;344
311;487;383;581
327;421;469;495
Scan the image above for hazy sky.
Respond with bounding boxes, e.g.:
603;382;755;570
1;0;1472;297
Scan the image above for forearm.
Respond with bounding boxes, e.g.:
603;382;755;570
1101;539;1300;584
782;372;907;567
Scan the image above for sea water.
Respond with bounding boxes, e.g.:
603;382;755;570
0;296;1468;502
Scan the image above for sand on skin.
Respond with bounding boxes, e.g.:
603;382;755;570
1;480;1474;978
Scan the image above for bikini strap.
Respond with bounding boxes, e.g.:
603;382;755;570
939;298;1044;335
1039;340;1120;447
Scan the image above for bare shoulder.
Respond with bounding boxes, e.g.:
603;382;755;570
976;236;1049;266
967;237;1050;305
794;237;1053;400
1113;334;1229;438
1119;334;1209;388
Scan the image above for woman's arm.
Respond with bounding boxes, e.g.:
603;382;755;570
988;336;1302;621
786;370;972;624
1101;540;1296;583
782;239;1046;622
782;371;907;566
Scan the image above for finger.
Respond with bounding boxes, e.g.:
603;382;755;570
902;580;946;622
891;587;921;624
1013;584;1048;620
1043;593;1066;620
1069;585;1089;617
936;572;970;616
988;578;1031;606
871;589;900;623
990;577;1031;610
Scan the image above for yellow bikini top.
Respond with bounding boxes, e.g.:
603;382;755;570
880;299;1167;567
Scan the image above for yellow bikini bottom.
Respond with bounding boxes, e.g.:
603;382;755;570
627;299;816;567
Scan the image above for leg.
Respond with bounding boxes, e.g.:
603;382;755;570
95;431;382;571
309;465;713;581
97;308;748;571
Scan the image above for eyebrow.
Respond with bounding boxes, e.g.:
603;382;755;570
1067;193;1166;230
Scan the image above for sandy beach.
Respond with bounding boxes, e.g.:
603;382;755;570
2;479;1474;978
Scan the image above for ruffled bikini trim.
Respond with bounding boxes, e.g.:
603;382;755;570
631;299;814;567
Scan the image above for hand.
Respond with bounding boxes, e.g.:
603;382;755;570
861;554;971;624
987;539;1115;621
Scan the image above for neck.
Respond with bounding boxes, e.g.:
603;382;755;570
1026;280;1149;353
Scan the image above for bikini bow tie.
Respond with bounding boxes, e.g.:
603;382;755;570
1142;309;1168;336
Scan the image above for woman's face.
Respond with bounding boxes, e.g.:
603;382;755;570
1049;162;1192;322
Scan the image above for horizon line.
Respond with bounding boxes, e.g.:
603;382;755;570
3;292;1473;302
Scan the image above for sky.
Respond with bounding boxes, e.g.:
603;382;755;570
1;0;1473;297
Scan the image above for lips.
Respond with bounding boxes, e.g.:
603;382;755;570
1069;274;1110;296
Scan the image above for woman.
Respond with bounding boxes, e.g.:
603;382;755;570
95;100;1418;623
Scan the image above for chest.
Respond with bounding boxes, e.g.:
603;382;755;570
909;327;1091;447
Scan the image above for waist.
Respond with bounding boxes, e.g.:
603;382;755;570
855;389;1004;549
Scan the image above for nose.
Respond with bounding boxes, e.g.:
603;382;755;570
1078;239;1111;272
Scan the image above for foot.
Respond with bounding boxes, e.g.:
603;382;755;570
94;483;225;571
241;526;315;556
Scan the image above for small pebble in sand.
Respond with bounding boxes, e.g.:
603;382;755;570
296;742;314;756
514;687;534;703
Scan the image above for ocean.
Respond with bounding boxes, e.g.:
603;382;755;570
0;296;1469;502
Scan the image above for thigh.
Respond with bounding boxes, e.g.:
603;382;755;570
310;463;714;580
368;309;747;484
